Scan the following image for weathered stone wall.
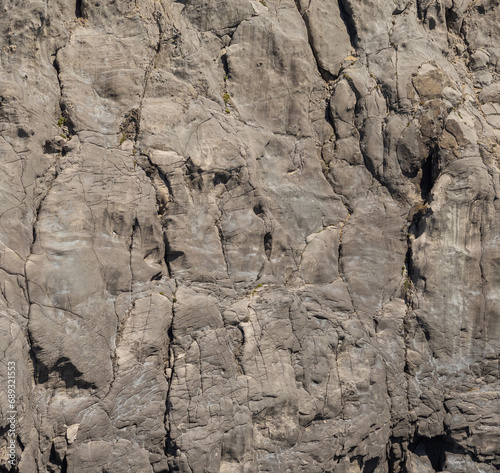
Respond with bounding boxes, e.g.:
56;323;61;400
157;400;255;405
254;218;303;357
0;0;499;471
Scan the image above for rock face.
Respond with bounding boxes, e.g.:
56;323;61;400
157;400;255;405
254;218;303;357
0;0;500;472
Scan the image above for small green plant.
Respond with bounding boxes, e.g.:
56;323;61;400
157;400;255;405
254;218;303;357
404;278;413;292
223;92;230;104
256;283;263;288
159;291;165;296
120;134;127;145
225;108;231;114
259;0;267;6
173;297;177;303
60;134;68;139
57;117;66;127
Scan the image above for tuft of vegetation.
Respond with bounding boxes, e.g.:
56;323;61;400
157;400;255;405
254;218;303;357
225;108;231;114
57;117;66;127
259;0;267;6
223;92;230;104
120;134;127;145
119;109;139;143
173;297;177;303
404;278;413;292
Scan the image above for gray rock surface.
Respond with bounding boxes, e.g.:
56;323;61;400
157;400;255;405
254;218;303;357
0;0;499;471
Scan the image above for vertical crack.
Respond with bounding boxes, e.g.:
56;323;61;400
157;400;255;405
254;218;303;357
337;212;354;301
164;292;178;467
215;220;230;278
125;14;183;468
132;7;177;151
128;217;139;294
337;0;358;48
52;50;76;140
420;145;438;200
253;205;274;280
135;152;174;279
221;52;229;78
75;0;84;19
398;201;432;467
264;232;273;261
129;11;180;283
292;0;336;81
162;234;174;280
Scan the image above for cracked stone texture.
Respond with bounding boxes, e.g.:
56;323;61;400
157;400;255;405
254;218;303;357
0;0;499;472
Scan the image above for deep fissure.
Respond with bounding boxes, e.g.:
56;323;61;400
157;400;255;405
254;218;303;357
337;0;358;48
75;0;83;18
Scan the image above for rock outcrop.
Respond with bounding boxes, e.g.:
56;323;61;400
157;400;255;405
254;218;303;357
0;0;499;472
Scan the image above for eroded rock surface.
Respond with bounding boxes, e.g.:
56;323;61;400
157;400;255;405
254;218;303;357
0;0;499;472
